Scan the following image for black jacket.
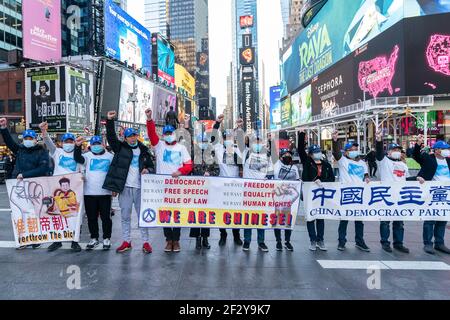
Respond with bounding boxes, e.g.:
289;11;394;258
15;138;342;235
412;143;450;181
298;132;335;182
365;150;377;163
103;120;154;193
165;110;179;128
0;128;50;178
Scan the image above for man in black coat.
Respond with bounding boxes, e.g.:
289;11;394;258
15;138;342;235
413;134;450;255
103;111;154;254
165;106;179;129
298;129;335;252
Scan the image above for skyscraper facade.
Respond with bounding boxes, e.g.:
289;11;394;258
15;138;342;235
144;0;169;38
0;0;22;63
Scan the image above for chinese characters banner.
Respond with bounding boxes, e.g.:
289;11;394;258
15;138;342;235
6;174;84;246
303;182;450;222
140;175;302;230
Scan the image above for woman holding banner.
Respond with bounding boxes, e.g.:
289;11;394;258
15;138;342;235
332;130;371;253
40;122;83;253
298;129;335;252
146;108;193;253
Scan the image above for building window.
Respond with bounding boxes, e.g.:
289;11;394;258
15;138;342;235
0;100;4;114
8;99;21;113
15;81;21;94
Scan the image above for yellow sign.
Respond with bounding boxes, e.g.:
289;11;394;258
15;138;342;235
175;64;195;98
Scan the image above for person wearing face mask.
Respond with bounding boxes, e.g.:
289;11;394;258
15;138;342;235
0;118;50;250
332;130;371;252
103;111;154;254
189;132;219;250
74;136;114;251
39;122;83;253
242;131;273;252
213;115;244;246
375;131;410;254
298;129;335;252
273;149;300;251
413;135;450;255
146;108;193;253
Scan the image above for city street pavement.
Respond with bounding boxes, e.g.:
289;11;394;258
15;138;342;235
0;183;449;300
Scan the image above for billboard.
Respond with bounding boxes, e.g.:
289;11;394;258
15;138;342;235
240;47;255;65
311;57;354;117
240;15;254;28
175;64;195;98
119;70;134;123
242;71;255;131
291;85;312;126
152;34;175;88
135;76;154;125
282;0;450;94
100;65;122;119
66;67;94;132
22;0;61;62
104;0;152;70
270;86;282;130
152;86;177;125
281;96;292;128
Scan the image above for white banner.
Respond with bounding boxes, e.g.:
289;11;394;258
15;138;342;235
303;181;450;222
139;175;302;230
6;173;84;246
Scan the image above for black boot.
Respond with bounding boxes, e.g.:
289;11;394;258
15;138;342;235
202;237;211;249
195;237;202;250
218;234;227;246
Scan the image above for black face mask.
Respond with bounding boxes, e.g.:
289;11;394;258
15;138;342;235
281;156;292;166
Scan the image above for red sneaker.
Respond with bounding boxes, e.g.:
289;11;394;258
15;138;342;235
116;241;132;253
143;242;152;254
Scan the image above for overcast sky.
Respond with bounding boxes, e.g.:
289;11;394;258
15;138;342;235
127;0;283;114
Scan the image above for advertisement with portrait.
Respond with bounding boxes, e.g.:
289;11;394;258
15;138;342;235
66;67;94;133
26;66;67;132
281;0;450;94
270;86;282;130
134;76;154;125
152;86;177;125
104;0;152;70
352;20;406;101
291;84;312;127
281;96;292;128
152;34;175;88
118;70;134;123
404;13;450;96
311;57;354;117
22;0;61;62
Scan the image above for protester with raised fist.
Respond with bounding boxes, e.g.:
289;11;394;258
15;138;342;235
332;130;371;252
413;134;450;255
74;136;114;251
146;108;193;253
103;111;154;254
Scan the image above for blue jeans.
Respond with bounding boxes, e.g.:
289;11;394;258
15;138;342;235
244;229;265;244
423;221;447;246
307;220;324;242
338;221;364;245
380;221;404;246
274;229;292;242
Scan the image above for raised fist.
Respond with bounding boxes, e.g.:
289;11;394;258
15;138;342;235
332;130;338;142
416;134;424;146
0;118;7;129
217;114;224;123
236;118;244;129
107;111;117;120
75;136;84;147
145;108;152;120
376;130;383;142
39;121;48;132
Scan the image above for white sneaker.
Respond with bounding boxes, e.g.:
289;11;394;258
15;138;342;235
309;241;317;251
86;239;99;251
316;241;328;251
103;239;111;250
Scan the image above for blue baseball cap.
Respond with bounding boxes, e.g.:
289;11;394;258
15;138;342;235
61;133;75;142
124;128;138;138
22;130;37;139
308;144;321;154
388;143;402;151
433;140;450;149
162;125;175;135
90;136;102;145
344;142;359;151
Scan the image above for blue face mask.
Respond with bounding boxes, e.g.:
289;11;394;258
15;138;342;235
63;143;75;153
348;151;360;159
91;145;104;154
224;140;233;148
253;144;263;153
127;141;138;148
164;135;176;144
23;140;36;148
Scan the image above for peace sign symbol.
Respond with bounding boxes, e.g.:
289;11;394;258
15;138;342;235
142;209;156;223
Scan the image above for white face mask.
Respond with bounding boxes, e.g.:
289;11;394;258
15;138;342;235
440;149;450;158
312;153;323;161
390;151;402;160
